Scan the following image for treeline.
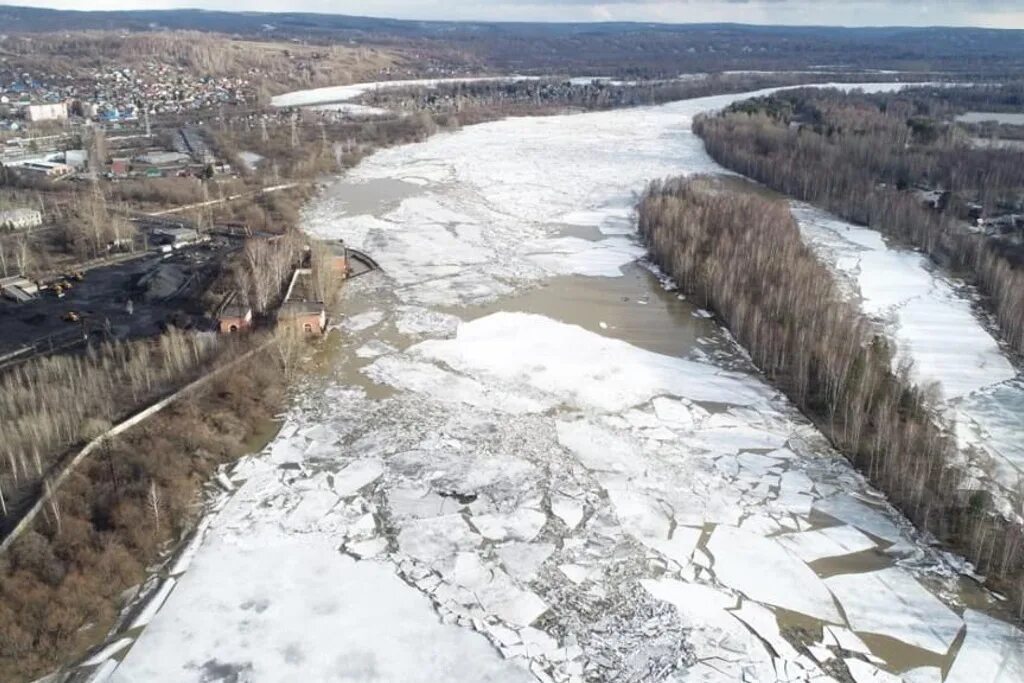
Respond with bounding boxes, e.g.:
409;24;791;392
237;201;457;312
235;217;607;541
0;329;216;526
0;337;286;682
694;87;1024;353
638;176;1024;609
360;72;915;117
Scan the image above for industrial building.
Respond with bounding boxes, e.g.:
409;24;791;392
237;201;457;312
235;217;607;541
14;160;71;177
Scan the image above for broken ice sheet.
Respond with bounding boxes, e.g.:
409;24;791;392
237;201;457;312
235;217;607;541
730;601;800;660
471;508;547;541
497;542;555;581
944;610;1024;683
775;525;878;563
707;525;842;623
331;458;384;497
114;539;533;683
355;339;397;359
641;578;738;623
412;312;770;413
640;526;703;567
551;496;585;530
813;494;903;543
824;567;962;655
446;553;548;627
843;658;900;683
342;309;385;332
396;514;481;564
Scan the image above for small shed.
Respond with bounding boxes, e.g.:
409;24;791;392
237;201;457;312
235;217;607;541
279;301;326;335
218;292;253;333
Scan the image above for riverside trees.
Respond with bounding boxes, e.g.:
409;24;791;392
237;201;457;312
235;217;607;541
637;176;1024;608
693;87;1024;353
0;329;217;517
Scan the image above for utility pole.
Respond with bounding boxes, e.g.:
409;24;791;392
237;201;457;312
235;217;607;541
290;112;299;149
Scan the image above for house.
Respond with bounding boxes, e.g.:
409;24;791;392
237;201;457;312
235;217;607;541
217;293;253;333
110;157;131;177
0;208;43;231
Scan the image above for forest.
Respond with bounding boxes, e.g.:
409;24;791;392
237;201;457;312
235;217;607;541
694;86;1024;354
637;175;1024;614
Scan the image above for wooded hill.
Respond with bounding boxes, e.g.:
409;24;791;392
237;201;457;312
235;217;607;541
5;6;1024;76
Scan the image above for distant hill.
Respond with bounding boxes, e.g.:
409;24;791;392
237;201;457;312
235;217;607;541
2;5;1023;75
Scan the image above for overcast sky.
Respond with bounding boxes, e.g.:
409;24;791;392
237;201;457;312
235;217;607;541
9;1;1024;28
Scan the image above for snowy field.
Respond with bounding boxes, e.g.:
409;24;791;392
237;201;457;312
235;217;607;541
793;205;1024;507
103;86;1024;683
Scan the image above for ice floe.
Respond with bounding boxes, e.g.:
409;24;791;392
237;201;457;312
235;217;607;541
945;610;1024;683
707;526;842;623
775;525;878;563
114;537;532;683
824;567;963;654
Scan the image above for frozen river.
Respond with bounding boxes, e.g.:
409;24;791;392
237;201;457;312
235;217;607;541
110;87;1024;683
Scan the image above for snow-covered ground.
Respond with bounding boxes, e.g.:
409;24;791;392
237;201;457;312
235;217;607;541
270;76;539;112
793;205;1024;507
102;85;1024;683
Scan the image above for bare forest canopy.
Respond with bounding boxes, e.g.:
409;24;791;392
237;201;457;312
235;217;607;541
637;175;1024;609
357;71;923;115
4;6;1024;76
693;86;1024;355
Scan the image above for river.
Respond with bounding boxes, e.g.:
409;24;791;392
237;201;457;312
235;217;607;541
106;86;1024;683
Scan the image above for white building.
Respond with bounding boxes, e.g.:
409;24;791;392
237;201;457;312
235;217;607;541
26;102;68;122
0;208;43;231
